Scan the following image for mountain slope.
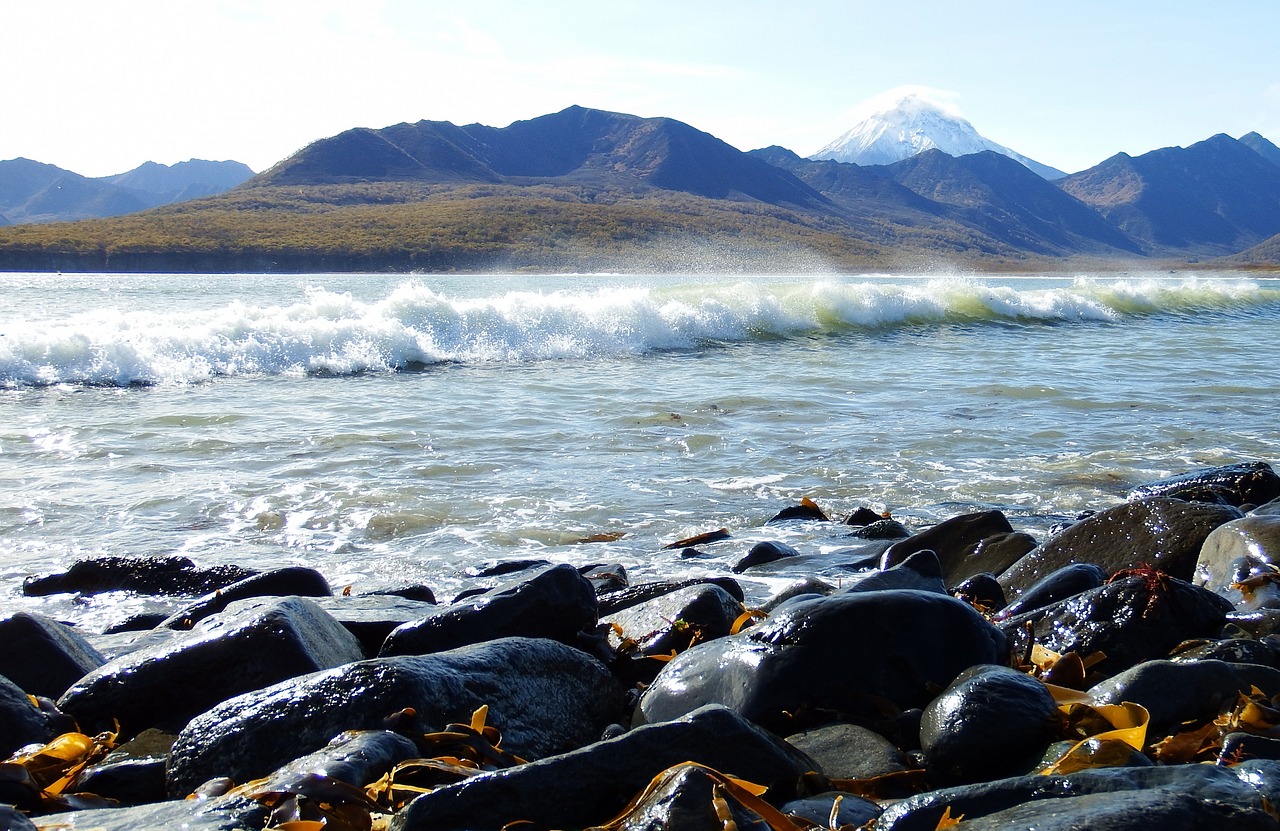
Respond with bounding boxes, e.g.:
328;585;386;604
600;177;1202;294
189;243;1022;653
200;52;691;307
254;106;827;208
1058;133;1280;254
100;159;254;198
812;93;1066;180
1240;132;1280;168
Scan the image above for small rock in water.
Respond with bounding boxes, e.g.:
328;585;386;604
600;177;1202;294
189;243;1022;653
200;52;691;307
23;555;257;597
1128;461;1280;507
732;540;801;573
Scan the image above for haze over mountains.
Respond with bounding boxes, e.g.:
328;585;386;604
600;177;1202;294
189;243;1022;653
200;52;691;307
0;158;254;225
1;102;1278;272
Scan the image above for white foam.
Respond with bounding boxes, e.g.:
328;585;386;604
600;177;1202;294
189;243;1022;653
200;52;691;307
0;276;1270;387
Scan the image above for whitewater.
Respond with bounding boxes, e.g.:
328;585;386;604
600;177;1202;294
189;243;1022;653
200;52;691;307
2;271;1278;628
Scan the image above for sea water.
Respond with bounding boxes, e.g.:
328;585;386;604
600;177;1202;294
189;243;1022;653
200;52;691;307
2;270;1278;628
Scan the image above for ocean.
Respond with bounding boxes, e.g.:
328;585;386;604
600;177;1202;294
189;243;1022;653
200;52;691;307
2;270;1278;629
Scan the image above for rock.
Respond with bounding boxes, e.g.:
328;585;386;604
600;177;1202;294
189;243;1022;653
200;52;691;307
1128;462;1280;507
0;673;54;758
844;507;886;526
881;510;1030;584
1171;637;1280;668
950;572;1006;612
637;589;1008;735
759;577;837;613
23;555;256;597
1194;514;1280;609
952;789;1278;831
784;722;908;780
597;764;774;831
166;637;625;797
732;540;801;573
605;584;743;657
0;805;36;831
847;519;911;540
998;563;1107;618
59;596;365;735
920;665;1060;786
71;756;168;806
875;761;1280;831
598;577;744;616
1220;732;1280;765
0;612;106;698
356;583;437;603
998;498;1243;595
388;705;817;831
308;596;441;656
767;499;829;524
13;798;259;830
581;563;629;594
999;573;1233;676
379;564;598;657
247;729;419;795
845;550;947;595
160;566;333;629
1255;498;1280;517
782;792;882;829
1090;659;1280;736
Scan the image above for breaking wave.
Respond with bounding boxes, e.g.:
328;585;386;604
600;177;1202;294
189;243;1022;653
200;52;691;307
1;276;1273;387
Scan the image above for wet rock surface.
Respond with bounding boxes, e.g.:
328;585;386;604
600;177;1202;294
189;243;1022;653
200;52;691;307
1128;461;1280;507
23;555;256;597
0;611;106;699
0;673;54;758
166;636;626;797
998;497;1243;594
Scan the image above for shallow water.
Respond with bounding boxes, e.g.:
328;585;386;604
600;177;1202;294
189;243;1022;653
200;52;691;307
2;270;1278;628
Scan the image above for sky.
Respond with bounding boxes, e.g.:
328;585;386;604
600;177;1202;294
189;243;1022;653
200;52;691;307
4;0;1279;178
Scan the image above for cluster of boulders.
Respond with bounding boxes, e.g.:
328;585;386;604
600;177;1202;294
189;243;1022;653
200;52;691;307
4;461;1280;830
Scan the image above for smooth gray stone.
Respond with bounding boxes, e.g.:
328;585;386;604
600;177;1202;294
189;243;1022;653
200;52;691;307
637;589;1007;734
14;798;258;830
1194;514;1280;609
0;611;106;698
1089;658;1280;735
881;510;1028;584
390;705;818;831
166;636;625;797
59;595;365;735
785;722;908;780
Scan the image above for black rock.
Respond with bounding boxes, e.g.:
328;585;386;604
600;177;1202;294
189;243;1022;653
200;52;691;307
308;596;441;656
732;540;801;573
953;789;1279;830
379;564;598;657
598;577;745;616
950;572;1007;612
999;573;1233;676
0;805;36;831
247;729;420;795
876;761;1280;831
59;595;366;735
388;705;818;831
1;673;54;758
998;563;1107;618
23;555;257;597
844;507;885;526
1171;636;1280;668
999;498;1243;595
920;665;1060;786
605;584;743;657
767;500;829;524
166;636;626;797
847;518;912;540
580;563;629;594
782;792;882;829
637;589;1008;735
357;584;437;604
844;550;947;595
72;755;169;806
1128;462;1280;507
881;510;1029;584
785;722;909;780
160;566;332;629
0;611;107;698
1089;658;1280;736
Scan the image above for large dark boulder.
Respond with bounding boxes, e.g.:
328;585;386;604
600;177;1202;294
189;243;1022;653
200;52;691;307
876;761;1280;831
0;611;106;698
846;549;947;595
636;589;1007;735
998;563;1107;618
166;637;625;797
389;705;817;831
951;789;1278;831
920;665;1060;786
59;596;365;735
998;573;1233;676
0;673;54;758
160;566;332;629
1128;461;1280;507
785;722;908;780
379;564;598;656
881;510;1033;584
310;595;442;656
604;584;743;656
23;555;256;596
1089;659;1280;736
998;498;1242;595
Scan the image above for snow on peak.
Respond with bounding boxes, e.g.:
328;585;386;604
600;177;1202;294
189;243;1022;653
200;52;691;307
811;89;1065;180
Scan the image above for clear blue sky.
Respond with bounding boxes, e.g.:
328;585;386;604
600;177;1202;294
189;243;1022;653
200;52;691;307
4;0;1278;177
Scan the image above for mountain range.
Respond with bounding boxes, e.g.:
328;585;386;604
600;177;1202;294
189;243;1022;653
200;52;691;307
0;158;254;225
0;104;1277;272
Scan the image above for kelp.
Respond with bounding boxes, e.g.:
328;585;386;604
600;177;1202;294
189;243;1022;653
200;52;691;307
0;726;119;813
1152;686;1280;764
1039;701;1150;775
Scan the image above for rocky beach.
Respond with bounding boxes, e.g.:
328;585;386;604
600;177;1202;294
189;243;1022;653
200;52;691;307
5;460;1280;830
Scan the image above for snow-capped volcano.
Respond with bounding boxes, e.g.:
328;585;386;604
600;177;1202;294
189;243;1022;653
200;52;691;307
812;91;1066;180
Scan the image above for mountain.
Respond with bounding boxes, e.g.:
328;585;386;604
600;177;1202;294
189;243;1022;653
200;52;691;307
100;159;254;200
0;157;254;224
1058;133;1280;254
256;105;826;207
1240;131;1280;168
812;93;1066;180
